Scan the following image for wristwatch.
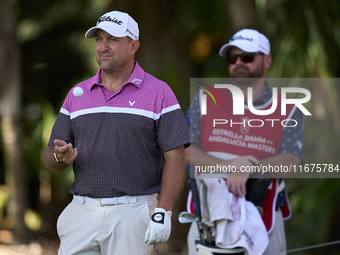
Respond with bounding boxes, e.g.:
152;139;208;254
53;151;63;163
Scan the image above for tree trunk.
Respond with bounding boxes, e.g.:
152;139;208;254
0;0;28;242
225;0;260;32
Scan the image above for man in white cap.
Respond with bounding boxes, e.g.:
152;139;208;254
44;11;190;254
186;29;304;254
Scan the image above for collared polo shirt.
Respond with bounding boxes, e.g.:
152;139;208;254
48;61;190;198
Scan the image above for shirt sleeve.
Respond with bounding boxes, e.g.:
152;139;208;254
156;85;190;153
278;107;304;162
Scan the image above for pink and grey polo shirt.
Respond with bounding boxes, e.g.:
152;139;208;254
48;61;190;198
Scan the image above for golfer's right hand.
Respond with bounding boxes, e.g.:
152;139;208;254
54;139;78;164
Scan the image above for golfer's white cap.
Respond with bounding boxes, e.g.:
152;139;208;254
219;28;270;57
85;11;139;40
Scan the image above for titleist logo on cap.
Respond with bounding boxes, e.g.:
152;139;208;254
97;15;123;26
231;35;254;42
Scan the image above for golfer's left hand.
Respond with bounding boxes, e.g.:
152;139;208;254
144;208;172;244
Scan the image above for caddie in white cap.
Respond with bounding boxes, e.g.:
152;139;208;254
186;28;304;255
218;28;272;79
44;10;190;255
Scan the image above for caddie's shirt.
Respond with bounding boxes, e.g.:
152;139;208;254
48;61;190;198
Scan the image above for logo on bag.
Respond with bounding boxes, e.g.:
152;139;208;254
240;117;251;134
152;213;165;224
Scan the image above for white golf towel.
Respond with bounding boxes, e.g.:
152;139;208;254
200;178;269;255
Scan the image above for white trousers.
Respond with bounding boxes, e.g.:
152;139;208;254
187;209;286;255
57;196;158;255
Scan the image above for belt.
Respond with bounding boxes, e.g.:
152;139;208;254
73;193;158;206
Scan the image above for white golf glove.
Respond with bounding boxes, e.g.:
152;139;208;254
144;207;172;244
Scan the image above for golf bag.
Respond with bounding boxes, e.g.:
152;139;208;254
185;166;271;255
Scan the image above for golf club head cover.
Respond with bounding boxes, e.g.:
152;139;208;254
144;207;172;244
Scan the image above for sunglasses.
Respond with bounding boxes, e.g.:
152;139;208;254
226;52;264;64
